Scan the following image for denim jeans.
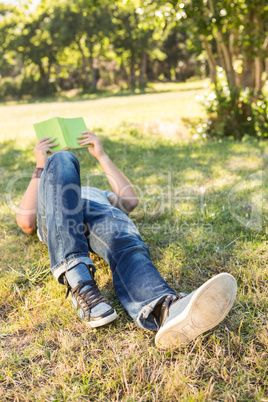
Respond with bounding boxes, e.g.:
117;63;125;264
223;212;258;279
37;152;177;330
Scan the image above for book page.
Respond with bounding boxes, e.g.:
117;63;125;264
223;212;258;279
60;117;88;148
34;117;67;152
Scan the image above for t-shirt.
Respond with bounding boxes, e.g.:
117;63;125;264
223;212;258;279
81;186;114;206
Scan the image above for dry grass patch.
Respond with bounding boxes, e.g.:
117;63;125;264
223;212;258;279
1;84;268;400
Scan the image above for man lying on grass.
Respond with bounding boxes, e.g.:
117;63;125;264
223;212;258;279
16;132;237;349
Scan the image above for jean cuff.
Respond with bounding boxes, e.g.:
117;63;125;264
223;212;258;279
135;294;178;332
51;254;95;284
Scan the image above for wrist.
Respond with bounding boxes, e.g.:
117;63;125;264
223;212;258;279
97;152;108;164
36;160;46;167
32;167;44;179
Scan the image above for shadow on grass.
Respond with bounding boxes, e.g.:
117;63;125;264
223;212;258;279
1;135;267;342
0;132;267;401
1;135;266;248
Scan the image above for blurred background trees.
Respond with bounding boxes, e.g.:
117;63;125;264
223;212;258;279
178;0;268;138
0;0;204;96
0;0;267;139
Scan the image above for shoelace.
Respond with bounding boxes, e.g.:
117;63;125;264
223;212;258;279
64;278;109;312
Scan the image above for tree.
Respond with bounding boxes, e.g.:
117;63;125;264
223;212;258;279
182;0;268;94
0;3;21;78
112;0;174;89
49;0;113;90
6;6;68;94
162;0;268;138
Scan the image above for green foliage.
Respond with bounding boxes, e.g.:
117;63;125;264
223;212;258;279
168;0;268;139
197;70;268;140
0;0;199;98
0;75;58;99
0;77;21;99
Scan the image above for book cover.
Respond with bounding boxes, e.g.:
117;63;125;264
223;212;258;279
34;117;88;152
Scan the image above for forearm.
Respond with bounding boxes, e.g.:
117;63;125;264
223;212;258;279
78;131;138;213
16;137;57;234
98;153;138;212
16;177;40;234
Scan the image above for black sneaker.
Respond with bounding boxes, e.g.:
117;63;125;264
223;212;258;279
64;276;117;328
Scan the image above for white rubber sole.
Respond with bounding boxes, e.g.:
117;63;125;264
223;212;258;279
85;310;118;328
155;273;237;349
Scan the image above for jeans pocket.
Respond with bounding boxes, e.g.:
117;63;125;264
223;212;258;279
110;207;130;221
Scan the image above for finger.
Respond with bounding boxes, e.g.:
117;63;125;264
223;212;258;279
37;138;56;146
78;136;94;142
38;142;58;150
82;130;95;135
36;138;47;146
40;145;57;153
78;143;93;147
38;140;57;148
78;133;95;139
44;137;56;143
38;137;53;143
78;136;97;143
78;140;93;146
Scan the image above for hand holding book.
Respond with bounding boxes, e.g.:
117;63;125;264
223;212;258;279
77;131;105;160
34;117;89;152
34;137;59;167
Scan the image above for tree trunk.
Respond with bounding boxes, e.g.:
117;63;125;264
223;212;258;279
242;56;255;89
253;14;264;94
229;32;242;88
241;9;256;91
130;51;136;90
45;61;51;84
139;51;147;88
89;53;97;91
216;38;226;72
264;37;268;82
201;36;217;84
38;63;46;81
254;56;263;94
87;40;98;91
77;40;90;89
207;0;235;87
120;62;128;82
217;31;236;87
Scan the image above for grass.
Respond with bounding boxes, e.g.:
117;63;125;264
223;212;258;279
0;81;268;401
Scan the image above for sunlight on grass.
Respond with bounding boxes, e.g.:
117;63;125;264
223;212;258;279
0;82;268;401
0;81;206;147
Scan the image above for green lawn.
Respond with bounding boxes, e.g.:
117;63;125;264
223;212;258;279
0;81;267;401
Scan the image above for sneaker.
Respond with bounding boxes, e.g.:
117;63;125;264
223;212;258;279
155;273;237;349
64;276;117;328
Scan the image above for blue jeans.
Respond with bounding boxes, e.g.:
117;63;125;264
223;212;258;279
37;152;177;330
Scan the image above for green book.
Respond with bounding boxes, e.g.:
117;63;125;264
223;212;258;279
34;117;88;152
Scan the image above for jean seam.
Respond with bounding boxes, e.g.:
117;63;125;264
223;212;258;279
50;158;65;264
90;230;143;310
